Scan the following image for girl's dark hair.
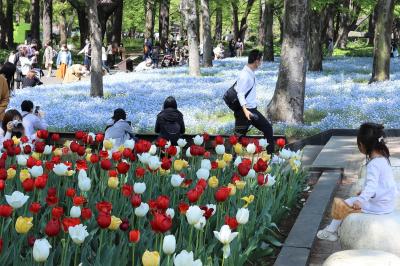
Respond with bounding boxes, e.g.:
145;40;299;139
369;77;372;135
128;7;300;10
0;62;17;90
357;122;390;160
163;96;177;110
2;109;23;137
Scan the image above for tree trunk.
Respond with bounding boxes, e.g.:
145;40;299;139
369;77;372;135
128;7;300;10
111;0;123;45
263;0;274;61
59;10;67;45
259;0;266;46
6;0;13;48
238;0;256;41
145;0;156;41
267;0;309;123
231;1;239;40
181;0;201;76
368;8;377;46
214;3;222;41
326;6;335;43
308;10;323;71
335;0;361;49
31;0;41;44
0;0;6;49
370;0;395;83
88;0;104;97
43;0;53;45
159;0;170;50
201;0;213;67
77;9;89;47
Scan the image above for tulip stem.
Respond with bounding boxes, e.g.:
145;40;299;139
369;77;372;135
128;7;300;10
0;218;4;238
74;245;79;266
131;244;135;266
188;226;194;251
98;230;104;258
222;256;225;266
167;255;171;266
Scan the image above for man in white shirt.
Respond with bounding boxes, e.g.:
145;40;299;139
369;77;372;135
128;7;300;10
21;100;48;140
234;49;274;154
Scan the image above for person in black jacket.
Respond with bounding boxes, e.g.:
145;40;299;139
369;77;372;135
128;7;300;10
155;96;185;145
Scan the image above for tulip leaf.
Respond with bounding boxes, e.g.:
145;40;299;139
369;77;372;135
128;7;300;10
263;234;282;247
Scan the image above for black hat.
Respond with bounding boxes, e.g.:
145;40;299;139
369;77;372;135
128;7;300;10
112;108;126;121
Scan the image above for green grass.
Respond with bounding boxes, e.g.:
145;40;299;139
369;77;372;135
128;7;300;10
333;40;373;57
303;109;327;125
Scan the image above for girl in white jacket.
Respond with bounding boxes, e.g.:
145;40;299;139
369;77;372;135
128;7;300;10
317;123;397;241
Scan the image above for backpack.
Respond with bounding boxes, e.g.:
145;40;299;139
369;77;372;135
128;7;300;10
223;78;255;111
162;121;181;144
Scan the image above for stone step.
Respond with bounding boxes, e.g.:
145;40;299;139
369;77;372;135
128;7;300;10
301;145;324;167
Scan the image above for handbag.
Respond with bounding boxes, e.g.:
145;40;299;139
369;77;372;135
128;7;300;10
223;78;255;111
331;197;361;220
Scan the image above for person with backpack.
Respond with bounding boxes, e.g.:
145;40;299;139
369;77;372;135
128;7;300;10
155;96;185;145
105;108;136;148
224;49;274;154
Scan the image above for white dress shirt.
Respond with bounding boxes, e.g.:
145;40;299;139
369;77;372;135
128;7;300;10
236;65;256;109
22;112;49;140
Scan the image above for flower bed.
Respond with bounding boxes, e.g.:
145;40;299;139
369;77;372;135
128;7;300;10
0;131;306;265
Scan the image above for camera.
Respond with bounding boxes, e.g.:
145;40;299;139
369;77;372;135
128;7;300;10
12;120;24;130
34;106;40;115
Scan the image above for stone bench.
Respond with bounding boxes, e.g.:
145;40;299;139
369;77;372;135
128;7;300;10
323;249;400;266
338;212;400;256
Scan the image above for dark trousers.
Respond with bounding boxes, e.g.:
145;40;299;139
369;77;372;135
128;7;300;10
234;108;275;154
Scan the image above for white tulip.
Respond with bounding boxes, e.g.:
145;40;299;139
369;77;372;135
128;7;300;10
70;206;81;218
194;216;206;230
234;156;242;167
177;138;187;148
68;224;89;245
124;139;135;149
53;163;68;176
138;153;151;164
166;208;175;219
175;146;181;156
258;139;269;149
171;174;184;187
165;141;172;149
78;170;91;192
149;145;157;155
200;159;211;170
186;147;192;158
148;156;161;170
193;135;204;146
133;182;146;194
279;148;292;160
246;169;256;179
236;208;249;224
215;145;225;155
246;143;256;154
174;250;203;266
33;239;51;262
134;202;149;217
43;145;53;155
196;168;210;180
213;225;239;258
29;165;43;178
162;235;176;255
17;155;28;166
267;175;276;187
186;206;204;225
5;191;29;209
271;155;285;165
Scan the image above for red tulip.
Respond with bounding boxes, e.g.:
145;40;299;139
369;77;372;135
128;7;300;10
225;216;239;230
215;187;231;202
51;206;64;219
156;195;169;210
45;218;61;237
117;162;130;174
73;196;87;206
148;200;157;210
129;230;140;243
253;158;268;173
23;145;32;154
99;150;109;159
100;159;112;170
0;180;4;191
200;206;214;220
122;148;133;159
130;194;142;207
238;162;251;177
112;151;123;162
66;188;76;198
166;146;177;156
62;217;81;232
36;129;49;139
0;169;6;180
122;184;133;197
150;212;172;233
97;212;111;228
203;132;210;141
156;138;167;148
27;235;36;247
257;174;265;186
46;195;58;206
35;175;48;189
161;157;171;170
95;133;104;143
77;146;86;156
135;140;151;153
196;179;207;190
35;141;46;153
119;219;130;231
0;205;13;217
229;135;238;145
135;167;146;178
51;133;60;142
29;202;41;214
22;178;35;192
276;138;286;148
75;131;85;140
96;201;112;213
187;189;200;203
81;208;92;220
76;160;88;171
215;135;224;145
178;202;189;214
90;154;100;164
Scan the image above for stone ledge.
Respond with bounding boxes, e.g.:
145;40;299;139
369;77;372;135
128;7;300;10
274;247;310;266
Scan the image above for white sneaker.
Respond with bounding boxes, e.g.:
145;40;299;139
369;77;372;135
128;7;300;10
317;227;338;242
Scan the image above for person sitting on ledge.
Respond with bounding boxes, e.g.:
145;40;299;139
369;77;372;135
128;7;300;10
22;70;43;88
155;96;185;145
21;100;48;141
317;123;397;242
105;108;136;148
62;64;88;84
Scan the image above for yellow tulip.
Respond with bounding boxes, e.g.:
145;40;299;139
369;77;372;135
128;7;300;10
242;195;255;208
85;148;92;155
32;152;41;160
108;216;122;230
159;168;170;176
86;153;92;162
53;148;63;157
15;216;33;234
67;170;75;177
228;183;236;196
217;159;226;169
208;176;219;188
108;177;119;189
142;250;160;266
173;160;185;171
223;153;233;162
7;168;16;180
261;153;271;162
234;143;243;154
103;140;114;150
235;180;246;190
19;169;31;183
64;140;71;148
118;146;125;152
12;136;20;145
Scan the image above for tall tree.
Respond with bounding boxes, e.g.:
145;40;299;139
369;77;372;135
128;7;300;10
214;3;222;41
335;0;361;49
43;0;53;45
267;0;309;123
367;7;377;45
201;0;213;67
231;1;239;39
59;9;68;45
31;0;41;43
181;0;201;76
0;0;6;48
237;0;256;41
67;0;88;47
263;0;274;61
159;0;170;50
370;0;395;83
6;0;14;48
145;0;156;41
88;0;103;97
259;0;266;46
110;0;123;45
308;9;323;71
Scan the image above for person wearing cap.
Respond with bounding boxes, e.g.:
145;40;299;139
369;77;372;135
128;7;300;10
56;44;72;79
105;109;136;148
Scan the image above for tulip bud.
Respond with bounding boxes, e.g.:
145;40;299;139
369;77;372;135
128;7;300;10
162;235;176;255
33;239;51;262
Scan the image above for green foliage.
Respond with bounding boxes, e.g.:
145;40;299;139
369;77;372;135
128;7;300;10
333;40;374;57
